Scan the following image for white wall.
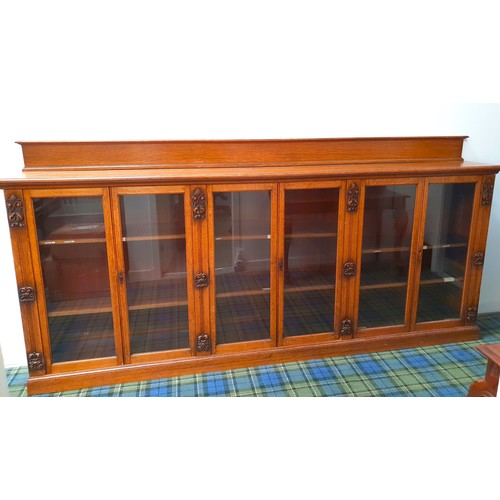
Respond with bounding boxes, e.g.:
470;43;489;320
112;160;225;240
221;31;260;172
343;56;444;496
1;2;500;369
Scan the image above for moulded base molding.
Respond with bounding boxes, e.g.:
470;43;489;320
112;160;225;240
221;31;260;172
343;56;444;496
26;325;480;396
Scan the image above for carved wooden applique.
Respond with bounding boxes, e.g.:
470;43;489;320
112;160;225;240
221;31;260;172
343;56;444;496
192;188;206;220
6;194;25;228
196;333;211;352
343;262;356;277
473;252;485;266
347;183;360;212
340;319;353;336
19;287;35;302
481;177;494;205
466;307;478;323
27;352;44;371
194;272;209;288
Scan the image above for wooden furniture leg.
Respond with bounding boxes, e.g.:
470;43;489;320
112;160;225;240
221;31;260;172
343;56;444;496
467;344;500;397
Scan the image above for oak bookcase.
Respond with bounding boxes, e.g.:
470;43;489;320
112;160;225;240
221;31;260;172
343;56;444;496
1;137;498;395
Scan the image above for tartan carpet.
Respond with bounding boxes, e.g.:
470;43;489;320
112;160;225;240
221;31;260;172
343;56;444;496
6;312;500;397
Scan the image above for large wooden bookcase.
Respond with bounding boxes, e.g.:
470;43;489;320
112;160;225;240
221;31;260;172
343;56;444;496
1;137;498;395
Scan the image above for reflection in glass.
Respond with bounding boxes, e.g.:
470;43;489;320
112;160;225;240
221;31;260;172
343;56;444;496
417;183;475;323
358;185;416;329
283;188;339;337
214;191;271;344
120;194;189;354
34;197;115;363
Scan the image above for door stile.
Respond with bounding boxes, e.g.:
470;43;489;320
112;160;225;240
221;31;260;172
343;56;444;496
269;184;279;347
102;188;124;365
459;178;481;322
333;182;347;338
4;189;46;374
191;184;212;356
404;179;427;331
339;180;365;339
110;188;132;364
351;180;366;337
24;192;54;372
276;183;286;346
461;175;494;322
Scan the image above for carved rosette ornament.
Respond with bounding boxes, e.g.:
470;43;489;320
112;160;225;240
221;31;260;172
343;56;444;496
473;252;485;266
19;286;35;302
347;183;360;212
343;262;356;277
340;319;353;336
27;352;44;371
6;194;25;228
194;272;209;288
466;306;478;323
481;177;494;205
196;333;211;352
192;188;206;220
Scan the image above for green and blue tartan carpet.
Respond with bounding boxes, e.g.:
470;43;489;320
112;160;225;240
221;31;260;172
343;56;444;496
6;312;500;397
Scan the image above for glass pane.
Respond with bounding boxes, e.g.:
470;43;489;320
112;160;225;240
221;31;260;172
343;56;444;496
417;183;475;323
120;194;189;354
283;188;339;337
214;190;271;344
34;196;116;363
358;185;416;329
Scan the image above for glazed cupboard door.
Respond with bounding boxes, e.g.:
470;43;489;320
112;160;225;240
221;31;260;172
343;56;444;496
278;182;343;345
25;188;122;373
414;176;491;329
353;179;422;336
207;184;278;352
111;187;195;363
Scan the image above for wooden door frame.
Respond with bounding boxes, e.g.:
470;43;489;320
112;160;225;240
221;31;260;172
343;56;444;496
462;175;496;322
277;180;344;347
3;189;45;376
206;182;278;353
413;175;481;331
23;187;122;374
110;185;195;364
351;177;423;338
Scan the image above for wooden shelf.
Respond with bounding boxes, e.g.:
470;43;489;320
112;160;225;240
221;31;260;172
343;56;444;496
47;297;113;317
215;271;270;299
285;232;337;239
45;265;465;317
360;241;468;255
122;234;185;242
48;211;103;218
40;238;106;245
47;296;190;318
284;271;334;295
216;289;270;299
215;233;337;241
422;242;468;250
360;276;463;291
285;284;334;293
419;275;464;286
47;278;189;317
362;246;411;254
215;234;271;241
128;299;188;310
